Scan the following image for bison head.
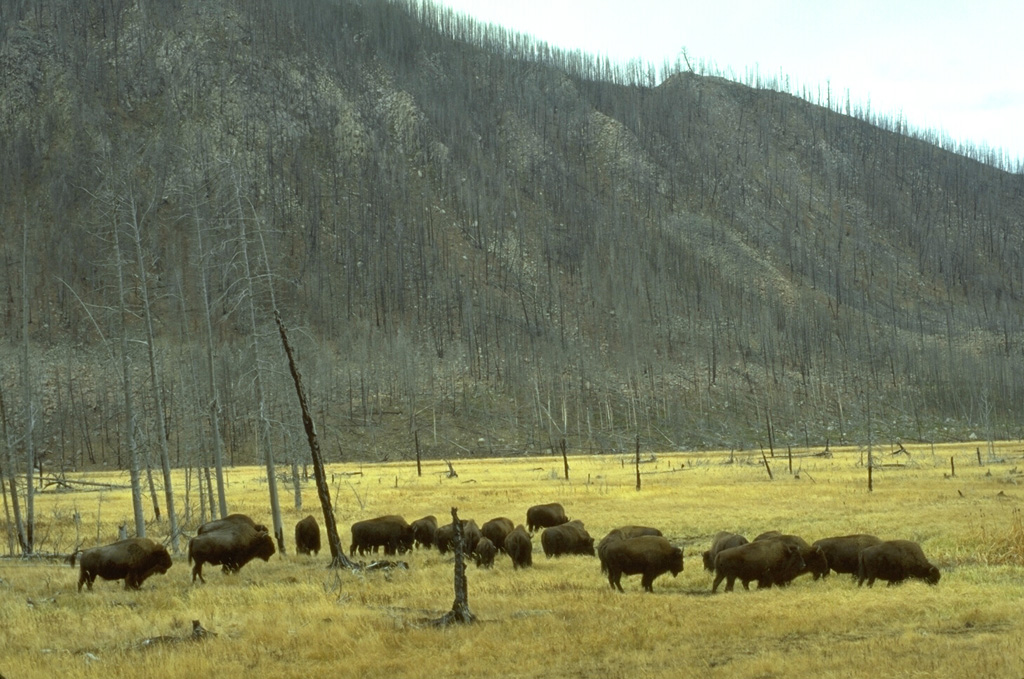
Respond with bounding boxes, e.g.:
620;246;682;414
254;533;277;561
925;565;941;585
701;550;714;572
154;548;173;574
669;547;684;576
804;546;829;578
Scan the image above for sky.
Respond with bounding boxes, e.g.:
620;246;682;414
433;0;1024;166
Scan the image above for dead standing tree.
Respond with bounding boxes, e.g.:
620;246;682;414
275;311;355;568
432;507;475;626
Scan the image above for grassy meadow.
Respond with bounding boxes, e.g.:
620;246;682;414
2;441;1024;678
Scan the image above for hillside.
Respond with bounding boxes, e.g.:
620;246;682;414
1;0;1023;471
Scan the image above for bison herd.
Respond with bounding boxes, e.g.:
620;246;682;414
703;530;941;592
71;503;941;596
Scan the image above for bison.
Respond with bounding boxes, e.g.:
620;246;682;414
504;524;533;569
76;538;172;592
481;517;515;553
188;523;276;583
435;519;481;555
753;532;829;583
349;515;414;556
857;540;941;587
812;534;882;579
541;520;595;557
473;537;497;568
712;540;805;593
702;531;749;572
598;526;664;574
603;536;683;593
295;515;321;556
197;513;269;535
526;503;569;533
411;515;438;550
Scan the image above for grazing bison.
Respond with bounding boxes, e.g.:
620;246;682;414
504;524;533;569
411;515;438;550
435;522;454;554
712;540;805;593
753;532;829;583
481;517;515;553
541;520;595;557
473;537;497;568
858;540;941;587
598;526;664;574
198;513;268;535
188;523;276;583
349;515;414;556
295;515;321;556
702;531;749;572
76;538;172;592
603;536;683;593
526;503;569;533
812;534;882;579
436;519;481;555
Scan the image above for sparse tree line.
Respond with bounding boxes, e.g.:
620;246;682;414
1;0;1023;557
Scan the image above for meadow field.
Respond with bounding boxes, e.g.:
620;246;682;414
2;441;1024;678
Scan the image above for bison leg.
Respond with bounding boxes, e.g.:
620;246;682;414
78;571;93;592
641;573;655;593
711;572;725;593
192;562;206;584
608;569;624;592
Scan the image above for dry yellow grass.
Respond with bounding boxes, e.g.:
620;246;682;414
3;441;1024;678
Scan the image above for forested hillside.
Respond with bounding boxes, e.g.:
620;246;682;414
2;0;1023;473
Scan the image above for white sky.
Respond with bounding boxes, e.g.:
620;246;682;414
433;0;1024;166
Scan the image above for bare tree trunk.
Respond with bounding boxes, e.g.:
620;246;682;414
21;217;35;553
275;311;353;567
130;196;180;553
113;201;146;538
192;196;228;518
432;507;475;626
1;456;14;556
237;185;284;553
0;370;27;553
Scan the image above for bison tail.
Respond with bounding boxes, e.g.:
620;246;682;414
67;549;81;567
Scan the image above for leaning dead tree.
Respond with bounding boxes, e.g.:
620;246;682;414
275;311;356;569
431;507;476;626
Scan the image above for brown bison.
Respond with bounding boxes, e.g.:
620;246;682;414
349;515;414;556
541;520;595;557
197;513;269;535
526;503;569;533
481;517;515;553
295;515;321;556
504;524;533;569
188;523;276;583
753;532;829;583
598;526;664;574
857;540;941;587
411;515;438;550
473;537;497;568
702;531;749;572
712;540;805;592
812;534;882;579
76;538;172;592
603;536;683;592
436;519;481;555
